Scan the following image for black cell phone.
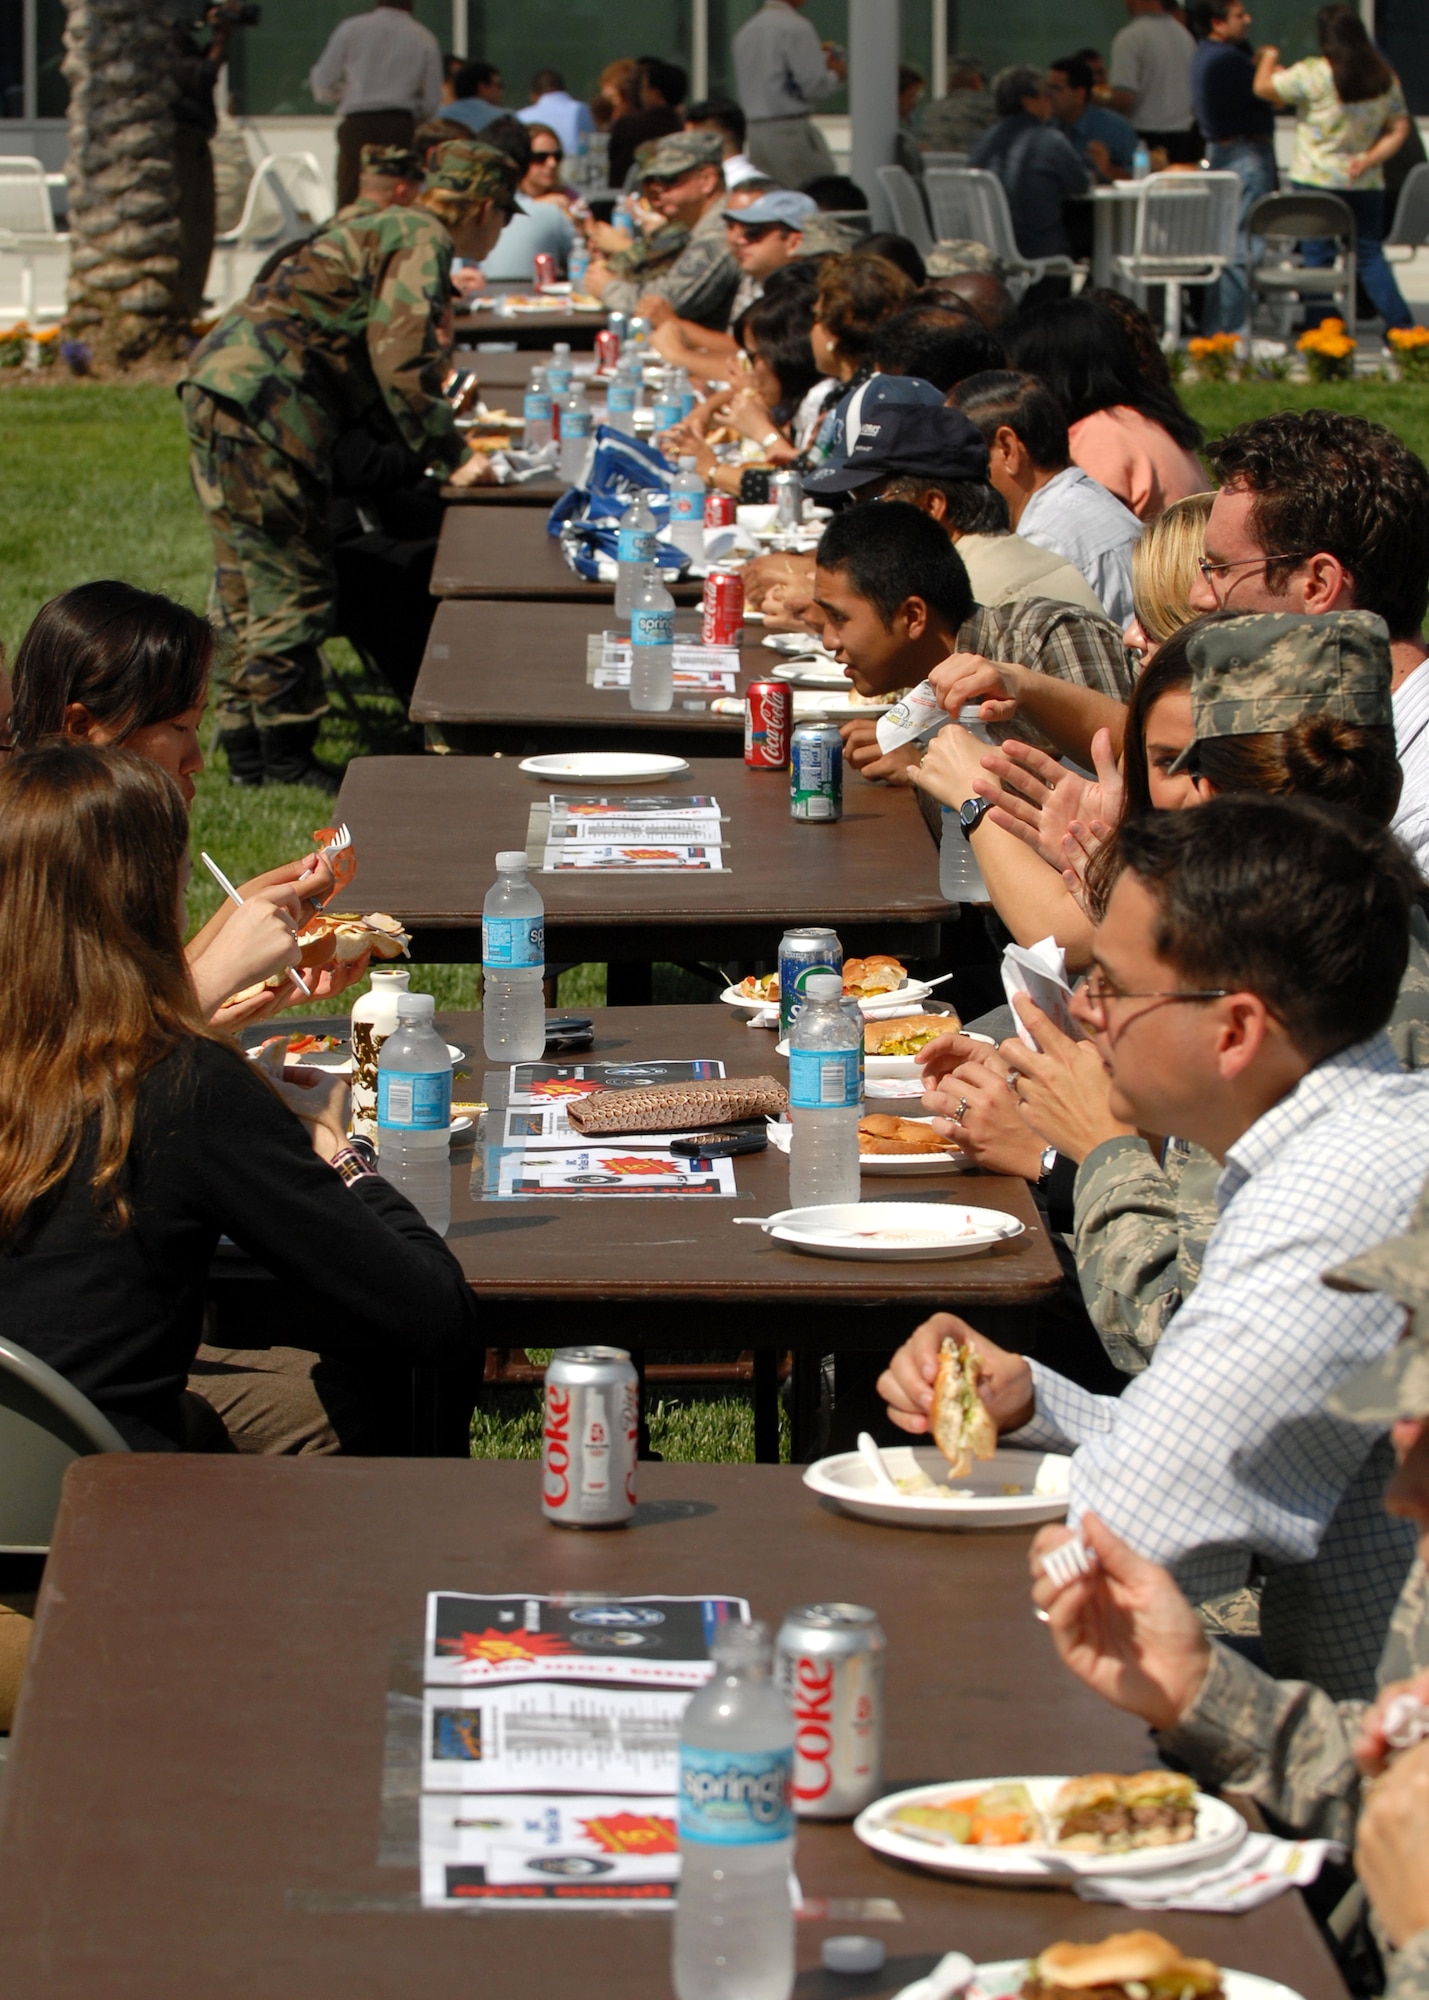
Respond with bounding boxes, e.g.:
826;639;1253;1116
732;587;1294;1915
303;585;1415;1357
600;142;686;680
545;1022;595;1052
670;1127;769;1158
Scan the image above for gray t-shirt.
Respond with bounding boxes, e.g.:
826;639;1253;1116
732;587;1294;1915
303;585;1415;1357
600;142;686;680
1109;11;1196;133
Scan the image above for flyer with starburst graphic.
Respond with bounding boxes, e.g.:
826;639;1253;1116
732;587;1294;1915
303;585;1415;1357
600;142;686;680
423;1593;750;1688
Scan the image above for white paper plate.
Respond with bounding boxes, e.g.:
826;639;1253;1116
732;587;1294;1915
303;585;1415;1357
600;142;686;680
803;1444;1069;1529
260;1041;465;1077
754;1201;1024;1261
856;1777;1245;1883
964;1970;1298;2000
762;633;839;658
765;1119;965;1176
769;662;855;689
721;977;932;1016
517;752;691;782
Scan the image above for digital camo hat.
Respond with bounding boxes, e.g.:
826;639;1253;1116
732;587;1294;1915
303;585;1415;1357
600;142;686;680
1323;1176;1429;1423
1168;611;1392;774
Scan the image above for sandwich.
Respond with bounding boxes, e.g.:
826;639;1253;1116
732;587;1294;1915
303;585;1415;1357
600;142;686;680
1023;1933;1222;2000
858;1114;951;1156
930;1336;996;1478
223;912;411;1009
841;955;906;998
1050;1771;1199;1853
864;1013;961;1058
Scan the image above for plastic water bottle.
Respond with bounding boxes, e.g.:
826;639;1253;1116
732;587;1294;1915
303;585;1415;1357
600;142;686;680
377;993;453;1236
652;370;683;435
788;971;861;1208
673;366;698;421
1132;140;1151;180
672;1620;795;2000
668;455;707;566
558;385;593;485
546;341;574;397
615;493;660;620
940;703;992;905
523;364;552;451
606;367;637;435
482;850;546;1062
568;238;591;289
630;564;675;712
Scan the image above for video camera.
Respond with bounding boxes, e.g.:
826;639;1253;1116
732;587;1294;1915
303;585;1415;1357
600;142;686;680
200;1;261;26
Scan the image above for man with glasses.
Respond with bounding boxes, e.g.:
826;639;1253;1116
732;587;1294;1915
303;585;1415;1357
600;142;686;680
1191;408;1429;873
879;795;1429;1698
587;130;740;332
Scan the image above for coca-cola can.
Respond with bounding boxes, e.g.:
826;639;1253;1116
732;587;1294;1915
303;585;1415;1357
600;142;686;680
776;1603;885;1818
541;1347;639;1529
702;566;744;647
745;679;791;769
594;327;620;371
533;252;558;290
771;468;803;530
704;491;737;529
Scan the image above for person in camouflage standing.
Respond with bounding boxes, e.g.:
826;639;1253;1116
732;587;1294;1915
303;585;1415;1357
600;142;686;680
179;139;516;787
1032;1188;1429;2000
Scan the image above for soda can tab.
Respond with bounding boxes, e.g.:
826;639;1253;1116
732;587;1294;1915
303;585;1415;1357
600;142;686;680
776;1603;886;1819
771;469;803;531
777;926;843;1038
702;567;744;648
594;327;620;371
533;252;558;290
744;680;792;769
875;678;946;754
541;1347;639;1528
704;491;737;529
628;315;652;348
790;721;844;823
606;310;628;348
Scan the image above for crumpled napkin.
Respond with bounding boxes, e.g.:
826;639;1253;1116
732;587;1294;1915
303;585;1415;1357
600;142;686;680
1001;935;1076;1047
1074;1830;1346;1913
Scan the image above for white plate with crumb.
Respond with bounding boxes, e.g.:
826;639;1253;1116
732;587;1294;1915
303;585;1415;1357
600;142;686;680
753;1200;1023;1261
803;1444;1069;1529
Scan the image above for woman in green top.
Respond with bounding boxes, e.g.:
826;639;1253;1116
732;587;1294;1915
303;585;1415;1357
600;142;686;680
1253;2;1413;329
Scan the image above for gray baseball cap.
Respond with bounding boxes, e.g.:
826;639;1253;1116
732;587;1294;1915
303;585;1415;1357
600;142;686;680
723;189;818;230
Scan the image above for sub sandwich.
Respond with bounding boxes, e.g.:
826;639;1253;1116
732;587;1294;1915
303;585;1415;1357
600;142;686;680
930;1335;996;1478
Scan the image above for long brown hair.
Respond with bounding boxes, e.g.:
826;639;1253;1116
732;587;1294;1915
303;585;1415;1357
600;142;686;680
0;745;216;1241
11;580;213;751
1316;4;1393;103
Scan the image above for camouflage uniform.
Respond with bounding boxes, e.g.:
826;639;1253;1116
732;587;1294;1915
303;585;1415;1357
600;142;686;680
1159;1216;1429;2000
599;131;741;331
179;139;514;784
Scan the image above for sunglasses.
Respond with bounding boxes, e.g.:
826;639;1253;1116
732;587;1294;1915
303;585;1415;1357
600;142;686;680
530;149;564;163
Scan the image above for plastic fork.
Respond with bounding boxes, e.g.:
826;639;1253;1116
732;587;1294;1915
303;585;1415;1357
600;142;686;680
1038;1534;1096;1591
318;821;351;859
857;1430;900;1495
200;851;311;1002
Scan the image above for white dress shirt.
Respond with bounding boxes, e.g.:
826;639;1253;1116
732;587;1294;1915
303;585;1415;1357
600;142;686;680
1016;464;1143;631
1392;655;1429;878
733;0;841;122
1014;1033;1429;1701
309;5;443;121
517;92;596;160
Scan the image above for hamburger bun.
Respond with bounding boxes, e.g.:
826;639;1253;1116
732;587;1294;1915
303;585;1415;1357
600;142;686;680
1032;1933;1220;1996
863;1012;961;1057
858;1114;951;1155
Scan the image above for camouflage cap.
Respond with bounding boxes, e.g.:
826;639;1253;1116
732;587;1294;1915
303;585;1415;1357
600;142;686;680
424;139;520;205
1168;610;1393;774
360;143;424;180
639;128;726;181
1322;1181;1429;1421
926;239;1008;278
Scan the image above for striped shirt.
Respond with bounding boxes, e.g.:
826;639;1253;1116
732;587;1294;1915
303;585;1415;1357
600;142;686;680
1015;1032;1428;1701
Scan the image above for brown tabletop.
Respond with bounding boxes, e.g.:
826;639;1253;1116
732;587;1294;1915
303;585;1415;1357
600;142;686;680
456;305;604;346
432;504;704;604
411;598;766;753
440;476;567;507
0;1457;1352;2000
335;754;947;969
454;344;559;385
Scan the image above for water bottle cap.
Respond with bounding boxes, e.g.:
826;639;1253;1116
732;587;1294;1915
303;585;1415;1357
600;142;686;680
553;341;571;355
823;1938;886;1975
710;1618;770;1670
806;973;842;1000
495;849;529;873
678;455;696;470
396;992;435;1018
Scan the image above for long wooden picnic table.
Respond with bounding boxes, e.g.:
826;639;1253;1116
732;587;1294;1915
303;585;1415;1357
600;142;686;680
333;753;946;985
431;503;703;603
455;303;604;346
0;1453;1354;2000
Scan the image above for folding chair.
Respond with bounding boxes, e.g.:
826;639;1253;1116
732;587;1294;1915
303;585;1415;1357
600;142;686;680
1109;170;1241;345
0;1332;129;1555
1246;188;1357;333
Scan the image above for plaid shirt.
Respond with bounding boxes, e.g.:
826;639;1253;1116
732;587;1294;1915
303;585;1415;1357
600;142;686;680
958;597;1134;750
1015;1033;1428;1701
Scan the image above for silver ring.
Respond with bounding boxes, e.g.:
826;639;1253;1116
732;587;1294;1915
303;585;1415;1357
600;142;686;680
1033;1608;1050;1624
953;1096;970;1123
1006;1070;1020;1093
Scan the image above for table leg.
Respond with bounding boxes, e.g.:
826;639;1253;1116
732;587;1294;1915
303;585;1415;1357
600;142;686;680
606;960;653;1006
753;1348;781;1464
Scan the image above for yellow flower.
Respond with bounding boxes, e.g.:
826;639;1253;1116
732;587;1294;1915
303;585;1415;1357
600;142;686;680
1389;326;1429;352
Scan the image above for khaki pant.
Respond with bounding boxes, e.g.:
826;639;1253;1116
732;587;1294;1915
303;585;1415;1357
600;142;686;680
745;116;837;194
188;1344;383;1455
0;1601;32;1733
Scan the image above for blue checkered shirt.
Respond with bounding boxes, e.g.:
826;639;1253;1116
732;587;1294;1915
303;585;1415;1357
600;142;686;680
1017;1032;1426;1701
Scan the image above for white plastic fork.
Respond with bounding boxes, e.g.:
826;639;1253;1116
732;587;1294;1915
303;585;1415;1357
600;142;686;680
1038;1534;1096;1591
319;821;351;860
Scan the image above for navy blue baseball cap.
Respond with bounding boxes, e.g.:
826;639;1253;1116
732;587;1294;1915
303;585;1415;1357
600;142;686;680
803;374;988;495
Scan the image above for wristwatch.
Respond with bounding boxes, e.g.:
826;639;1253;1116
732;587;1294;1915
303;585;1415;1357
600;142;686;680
1038;1144;1058;1183
959;796;990;840
331;1143;379;1188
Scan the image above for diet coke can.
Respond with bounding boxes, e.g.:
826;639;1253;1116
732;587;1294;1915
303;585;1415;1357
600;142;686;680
704;491;736;529
594;327;620;371
533;252;558;290
745;679;791;769
541;1347;639;1528
776;1603;885;1818
702;566;744;647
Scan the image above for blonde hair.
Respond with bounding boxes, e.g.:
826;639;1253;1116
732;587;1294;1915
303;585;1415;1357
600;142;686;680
1131;490;1215;644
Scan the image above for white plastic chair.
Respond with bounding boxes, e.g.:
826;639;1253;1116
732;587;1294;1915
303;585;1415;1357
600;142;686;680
920;151;969;172
0;155;69;325
875;164;933;258
210;151;334;312
924;166;1074;300
1109;170;1241;346
1386;162;1429;267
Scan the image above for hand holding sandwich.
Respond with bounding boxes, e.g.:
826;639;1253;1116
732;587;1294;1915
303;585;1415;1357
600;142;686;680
878;1314;1035;1438
1030;1512;1212;1734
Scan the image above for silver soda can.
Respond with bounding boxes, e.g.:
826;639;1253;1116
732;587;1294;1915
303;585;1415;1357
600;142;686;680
541;1347;639;1528
778;925;843;1039
771;468;803;530
790;720;843;823
776;1603;886;1818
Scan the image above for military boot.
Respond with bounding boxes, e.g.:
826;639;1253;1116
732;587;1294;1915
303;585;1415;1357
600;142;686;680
257;719;340;794
218;724;265;788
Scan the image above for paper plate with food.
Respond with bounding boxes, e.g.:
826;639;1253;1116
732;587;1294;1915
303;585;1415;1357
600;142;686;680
766;1114;966;1175
775;1010;961;1077
803;1442;1069;1529
856;1773;1244;1882
722;956;933;1016
949;1939;1298;2000
751;1200;1023;1262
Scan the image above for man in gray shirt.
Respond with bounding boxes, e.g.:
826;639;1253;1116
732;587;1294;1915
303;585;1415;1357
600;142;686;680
1109;0;1198;161
971;65;1089;264
733;0;846;191
310;0;444;208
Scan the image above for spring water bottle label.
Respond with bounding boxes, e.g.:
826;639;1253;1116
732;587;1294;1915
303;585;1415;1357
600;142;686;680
670;491;701;524
565;406;592;439
524;389;551;423
631;606;674;648
483;916;544;968
678;1746;794;1844
617;525;658;564
377;1070;451;1130
788;1048;860;1109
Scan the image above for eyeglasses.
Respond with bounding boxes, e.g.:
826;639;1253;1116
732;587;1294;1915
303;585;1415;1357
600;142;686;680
728;220;777;240
530;149;564;163
1196;552;1310;601
1080;966;1230;1022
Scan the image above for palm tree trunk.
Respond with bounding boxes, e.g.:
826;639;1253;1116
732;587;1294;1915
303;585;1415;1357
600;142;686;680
63;0;186;365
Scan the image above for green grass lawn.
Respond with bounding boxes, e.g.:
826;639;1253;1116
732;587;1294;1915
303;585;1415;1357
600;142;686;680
2;371;1424;1462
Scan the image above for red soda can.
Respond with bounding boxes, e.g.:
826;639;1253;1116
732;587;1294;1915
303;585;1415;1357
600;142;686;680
533;252;558;289
594;328;620;372
745;680;792;768
704;491;736;528
702;566;744;647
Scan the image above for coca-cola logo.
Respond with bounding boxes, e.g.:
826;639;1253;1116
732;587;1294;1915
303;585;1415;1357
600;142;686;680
543;1383;571;1507
764;706;786;762
789;1655;835;1800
